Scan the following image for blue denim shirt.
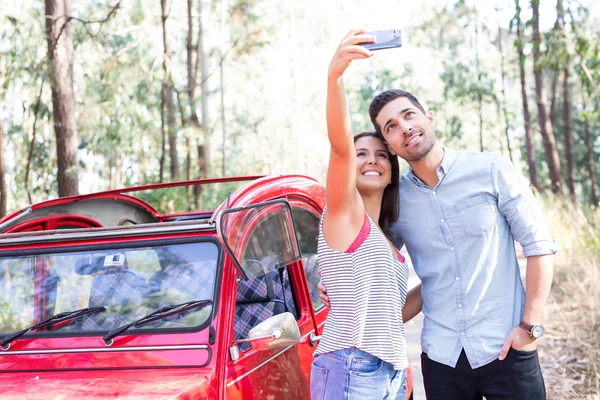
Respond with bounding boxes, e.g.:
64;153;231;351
391;148;557;368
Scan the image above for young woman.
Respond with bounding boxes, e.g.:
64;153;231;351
310;30;422;400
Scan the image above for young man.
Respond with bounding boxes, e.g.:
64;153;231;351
318;30;556;399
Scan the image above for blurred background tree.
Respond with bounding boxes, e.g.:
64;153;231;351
2;0;598;210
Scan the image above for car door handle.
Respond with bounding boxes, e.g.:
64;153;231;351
309;332;321;346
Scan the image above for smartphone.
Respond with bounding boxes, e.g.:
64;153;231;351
359;29;402;51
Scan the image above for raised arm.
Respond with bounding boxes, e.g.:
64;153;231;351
324;30;374;226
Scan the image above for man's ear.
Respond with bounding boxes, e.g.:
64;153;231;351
385;142;397;155
426;110;435;128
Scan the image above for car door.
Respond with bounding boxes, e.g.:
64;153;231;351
221;200;315;399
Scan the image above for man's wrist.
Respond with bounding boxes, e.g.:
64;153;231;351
519;320;545;339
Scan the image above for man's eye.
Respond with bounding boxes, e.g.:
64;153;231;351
386;124;396;133
406;111;415;118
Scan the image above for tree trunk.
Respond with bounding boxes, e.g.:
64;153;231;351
563;68;575;198
549;71;559;131
497;26;514;163
187;0;200;127
532;0;563;194
548;0;563;133
219;61;227;177
25;79;45;204
159;88;166;183
175;88;186;127
108;156;114;190
194;144;205;210
198;0;210;173
0;108;7;217
193;0;210;209
139;134;147;184
186;0;203;203
45;0;79;197
556;0;575;199
515;0;539;190
582;98;598;206
161;0;178;181
474;22;484;152
186;136;192;208
219;0;228;177
477;94;484;152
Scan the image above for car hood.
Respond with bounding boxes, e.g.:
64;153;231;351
0;369;213;399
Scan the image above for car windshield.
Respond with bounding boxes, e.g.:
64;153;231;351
0;240;219;337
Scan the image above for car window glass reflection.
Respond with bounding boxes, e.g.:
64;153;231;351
0;241;218;336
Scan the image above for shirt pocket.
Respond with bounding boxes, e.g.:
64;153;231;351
453;194;494;237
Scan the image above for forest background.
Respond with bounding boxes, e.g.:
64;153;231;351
1;0;599;397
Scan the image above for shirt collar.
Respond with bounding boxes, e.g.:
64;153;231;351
439;147;458;174
407;147;458;188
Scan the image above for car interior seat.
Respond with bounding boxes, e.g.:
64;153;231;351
302;254;320;308
145;260;216;325
75;253;150;331
234;260;285;350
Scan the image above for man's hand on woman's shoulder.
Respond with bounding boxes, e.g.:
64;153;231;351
318;281;331;309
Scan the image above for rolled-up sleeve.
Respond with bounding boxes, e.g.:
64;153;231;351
492;155;557;257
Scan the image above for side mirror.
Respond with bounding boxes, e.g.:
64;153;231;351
235;312;300;352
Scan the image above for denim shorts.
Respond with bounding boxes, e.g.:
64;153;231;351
310;347;407;400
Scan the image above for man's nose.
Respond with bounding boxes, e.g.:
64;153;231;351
401;123;413;136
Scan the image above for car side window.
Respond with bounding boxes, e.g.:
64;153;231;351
234;214;299;351
292;208;323;311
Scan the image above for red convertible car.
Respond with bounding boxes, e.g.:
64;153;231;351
0;175;413;399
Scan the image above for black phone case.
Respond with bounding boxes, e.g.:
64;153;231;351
361;29;402;51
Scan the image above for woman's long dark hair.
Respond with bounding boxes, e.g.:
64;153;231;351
353;132;400;239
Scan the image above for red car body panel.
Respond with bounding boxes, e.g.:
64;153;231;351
0;175;412;399
0;369;215;399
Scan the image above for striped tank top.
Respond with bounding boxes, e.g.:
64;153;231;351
314;212;409;370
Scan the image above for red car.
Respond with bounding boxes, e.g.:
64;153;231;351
0;175;413;399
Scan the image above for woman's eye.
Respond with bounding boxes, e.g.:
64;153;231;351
378;153;388;159
357;151;366;157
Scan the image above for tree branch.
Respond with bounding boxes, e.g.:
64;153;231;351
51;1;122;52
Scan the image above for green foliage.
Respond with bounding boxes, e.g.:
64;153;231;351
440;62;496;105
0;0;599;211
348;66;419;134
133;180;249;213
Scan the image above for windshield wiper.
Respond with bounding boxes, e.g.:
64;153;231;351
103;299;212;345
1;306;106;350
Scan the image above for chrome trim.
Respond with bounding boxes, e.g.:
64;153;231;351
226;344;295;387
234;331;278;343
309;333;321;346
215;210;248;281
0;344;209;356
229;345;240;362
0;207;32;232
0;221;214;246
300;330;314;341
